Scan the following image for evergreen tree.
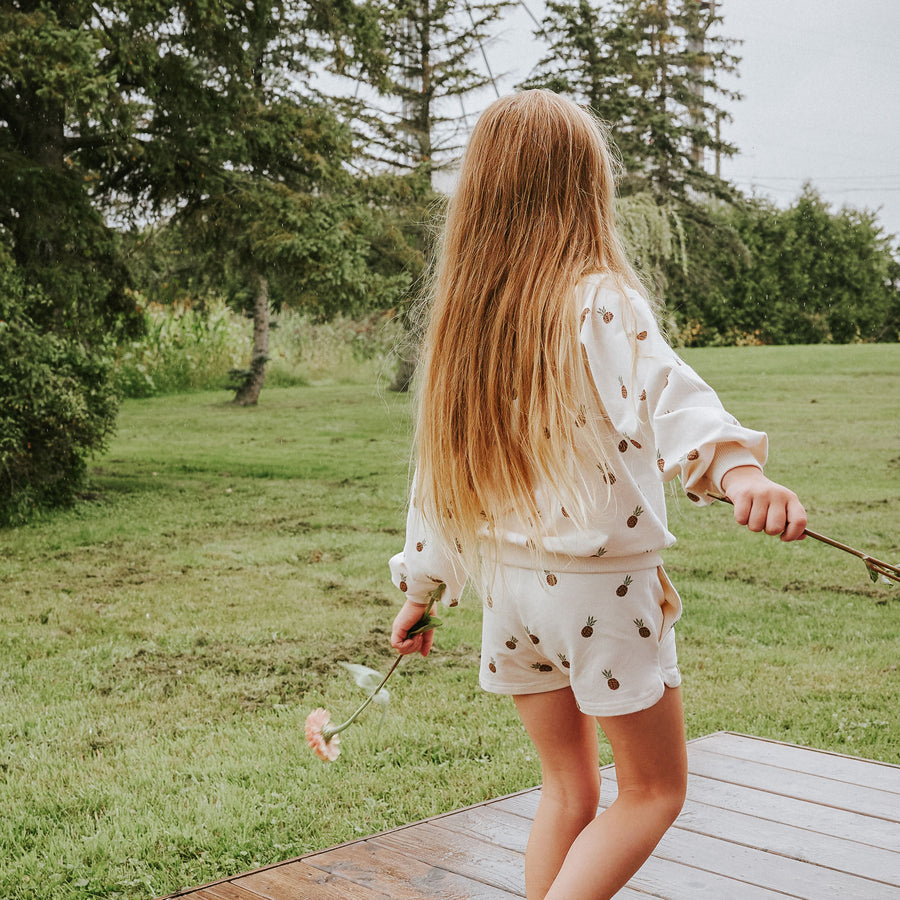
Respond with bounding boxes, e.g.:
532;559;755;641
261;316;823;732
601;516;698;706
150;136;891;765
523;0;740;203
0;0;386;515
347;0;514;186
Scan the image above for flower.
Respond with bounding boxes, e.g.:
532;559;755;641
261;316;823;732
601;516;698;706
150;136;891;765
305;583;445;762
305;708;341;762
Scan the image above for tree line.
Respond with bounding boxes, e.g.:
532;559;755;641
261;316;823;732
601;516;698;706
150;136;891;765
1;0;898;522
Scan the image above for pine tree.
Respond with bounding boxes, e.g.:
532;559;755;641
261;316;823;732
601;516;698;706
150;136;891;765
348;0;514;186
523;0;740;203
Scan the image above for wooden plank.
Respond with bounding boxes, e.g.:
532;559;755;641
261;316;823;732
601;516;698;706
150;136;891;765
626;855;795;900
306;840;520;899
686;746;899;820
238;862;392;900
186;885;267;900
679;773;899;851
428;806;531;854
650;823;897;899
699;732;900;793
491;791;541;820
669;797;898;884
600;762;900;852
371;821;526;895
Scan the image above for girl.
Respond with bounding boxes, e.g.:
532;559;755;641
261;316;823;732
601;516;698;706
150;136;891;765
389;90;807;900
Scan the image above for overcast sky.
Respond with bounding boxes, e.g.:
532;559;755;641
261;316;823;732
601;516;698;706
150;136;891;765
466;0;900;240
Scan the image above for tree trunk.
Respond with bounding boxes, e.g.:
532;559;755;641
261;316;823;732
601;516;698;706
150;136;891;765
233;272;270;406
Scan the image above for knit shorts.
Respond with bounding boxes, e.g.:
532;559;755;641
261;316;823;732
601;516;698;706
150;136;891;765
478;564;682;717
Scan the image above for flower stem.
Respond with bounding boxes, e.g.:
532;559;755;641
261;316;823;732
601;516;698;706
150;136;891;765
321;589;443;741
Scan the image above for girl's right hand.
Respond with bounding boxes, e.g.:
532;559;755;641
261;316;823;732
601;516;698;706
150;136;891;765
391;599;435;657
721;465;808;542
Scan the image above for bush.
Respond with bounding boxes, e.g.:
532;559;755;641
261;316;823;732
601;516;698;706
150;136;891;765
112;300;404;397
0;263;118;525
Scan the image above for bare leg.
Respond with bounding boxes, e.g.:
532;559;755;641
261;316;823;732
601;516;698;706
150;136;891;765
545;686;687;900
513;688;601;899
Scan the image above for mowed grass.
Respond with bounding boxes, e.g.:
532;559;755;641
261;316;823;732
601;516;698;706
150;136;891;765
1;344;898;899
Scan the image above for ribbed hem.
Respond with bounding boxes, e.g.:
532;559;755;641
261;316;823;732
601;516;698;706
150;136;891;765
494;546;664;574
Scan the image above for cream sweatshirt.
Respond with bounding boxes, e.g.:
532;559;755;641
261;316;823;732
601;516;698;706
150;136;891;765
390;273;768;607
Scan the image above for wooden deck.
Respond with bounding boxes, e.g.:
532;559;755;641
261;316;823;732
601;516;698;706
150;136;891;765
163;731;900;899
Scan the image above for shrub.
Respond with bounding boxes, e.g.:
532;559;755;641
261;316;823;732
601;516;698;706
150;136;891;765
112;301;404;397
0;263;118;525
112;296;249;397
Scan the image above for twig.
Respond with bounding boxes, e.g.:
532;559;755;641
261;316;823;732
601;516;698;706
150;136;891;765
708;492;899;585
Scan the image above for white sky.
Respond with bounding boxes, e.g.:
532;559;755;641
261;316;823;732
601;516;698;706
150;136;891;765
462;0;900;241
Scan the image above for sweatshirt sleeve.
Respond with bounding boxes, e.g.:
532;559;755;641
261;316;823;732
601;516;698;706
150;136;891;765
389;478;468;608
579;279;768;505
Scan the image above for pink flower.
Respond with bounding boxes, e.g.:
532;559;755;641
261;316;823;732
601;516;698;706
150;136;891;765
305;708;340;762
304;583;446;763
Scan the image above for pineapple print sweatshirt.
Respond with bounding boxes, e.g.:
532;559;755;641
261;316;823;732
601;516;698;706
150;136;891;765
390;272;768;607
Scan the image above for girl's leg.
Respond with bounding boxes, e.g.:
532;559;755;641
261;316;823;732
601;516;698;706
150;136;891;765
513;687;601;899
544;685;687;900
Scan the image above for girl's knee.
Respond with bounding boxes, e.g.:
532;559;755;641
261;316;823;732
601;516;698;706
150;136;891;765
541;769;601;821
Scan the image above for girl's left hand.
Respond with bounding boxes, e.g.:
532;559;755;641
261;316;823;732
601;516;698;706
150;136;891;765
391;599;435;657
721;465;808;542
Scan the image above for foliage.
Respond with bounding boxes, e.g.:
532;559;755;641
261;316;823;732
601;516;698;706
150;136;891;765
0;261;118;525
666;188;900;345
522;0;740;203
0;1;138;339
340;0;514;185
0;347;897;898
112;300;404;397
617;191;686;294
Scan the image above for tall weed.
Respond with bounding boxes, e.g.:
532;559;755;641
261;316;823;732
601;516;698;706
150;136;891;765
113;300;404;397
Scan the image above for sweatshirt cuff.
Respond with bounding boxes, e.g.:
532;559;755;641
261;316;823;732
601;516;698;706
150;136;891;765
705;442;766;497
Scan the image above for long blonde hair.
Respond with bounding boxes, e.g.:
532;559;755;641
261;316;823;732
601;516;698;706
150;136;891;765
414;90;644;566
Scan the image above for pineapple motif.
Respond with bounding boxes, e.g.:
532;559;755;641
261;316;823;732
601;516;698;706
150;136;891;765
575;407;587;427
636;330;648;341
545;572;558;587
634;619;652;638
580;307;590;327
629;436;643;449
686;448;700;461
602;669;620;690
488;657;497;673
399;579;408;592
581;616;597;638
598;463;617;485
616;575;633;597
618;376;628;399
626;506;643;528
639;389;647;401
657;451;665;472
505;636;519;651
543;426;551;439
598;306;614;324
618;438;628;453
593;546;607;558
557;652;570;669
686;492;701;503
448;597;459;607
454;538;463;553
561;506;569;518
415;540;425;552
486;594;493;609
531;662;554;673
525;626;540;645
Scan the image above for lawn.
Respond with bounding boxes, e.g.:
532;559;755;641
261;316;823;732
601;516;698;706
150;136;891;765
1;344;898;899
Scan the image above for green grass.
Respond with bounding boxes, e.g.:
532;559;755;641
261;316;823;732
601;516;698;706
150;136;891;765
1;344;898;899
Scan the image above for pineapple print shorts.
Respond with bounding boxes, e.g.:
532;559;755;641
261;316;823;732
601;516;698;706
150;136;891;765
478;564;682;717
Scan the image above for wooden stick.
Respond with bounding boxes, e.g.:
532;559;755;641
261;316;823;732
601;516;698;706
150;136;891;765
707;492;899;584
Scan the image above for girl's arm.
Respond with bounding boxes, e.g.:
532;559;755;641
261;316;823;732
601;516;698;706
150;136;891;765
721;465;808;542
